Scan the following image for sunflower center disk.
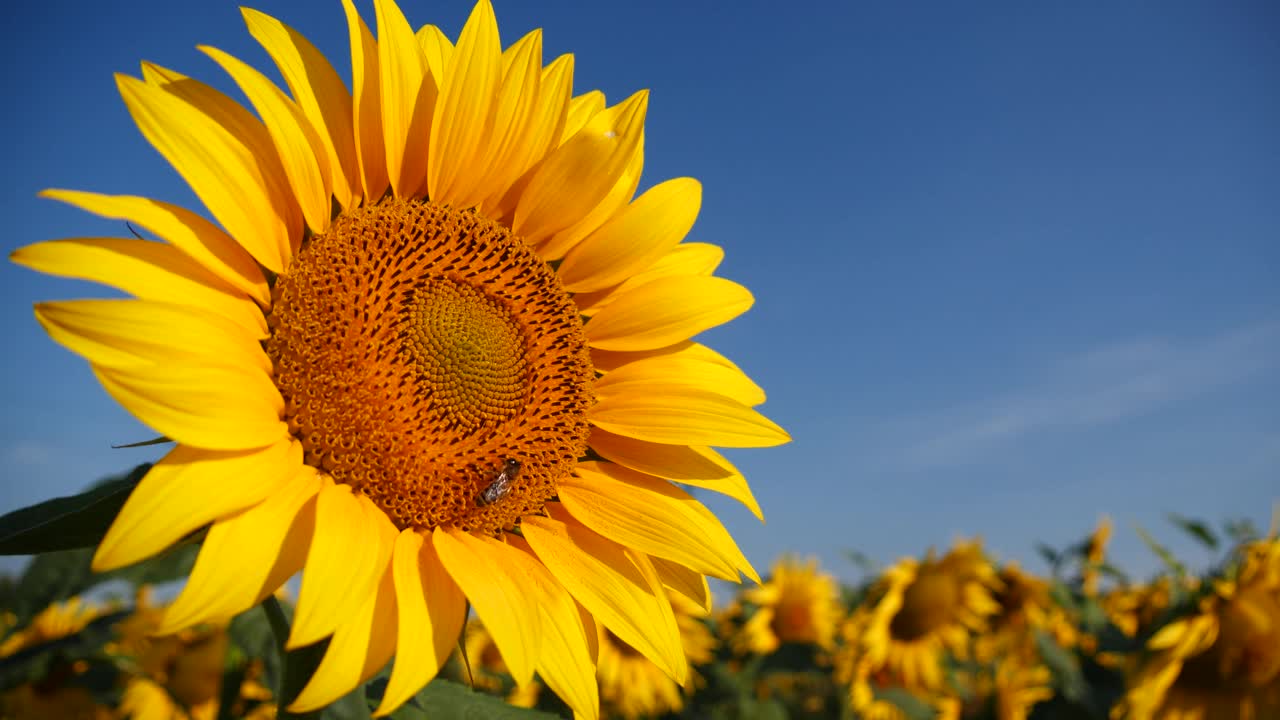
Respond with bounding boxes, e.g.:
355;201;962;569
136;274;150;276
266;200;593;535
890;571;958;641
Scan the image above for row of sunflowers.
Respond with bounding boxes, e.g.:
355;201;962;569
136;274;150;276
2;505;1275;720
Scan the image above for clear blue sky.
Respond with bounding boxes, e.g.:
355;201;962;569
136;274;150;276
2;1;1277;586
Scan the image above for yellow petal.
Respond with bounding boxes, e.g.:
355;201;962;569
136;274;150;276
428;0;501;207
290;484;396;648
159;465;321;632
373;0;434;198
561;462;754;583
116;72;294;273
140;62;300;232
522;512;687;684
416;25;453;73
12;238;267;337
242;7;360;210
536;135;643;262
200;45;333;233
651;556;711;613
595;354;765;407
590;385;789;448
560;90;604;145
481;53;573;219
588;428;764;521
471;31;543;205
94;364;286;452
591;339;739;374
39;189;268;306
291;568;398;712
341;0;389;201
506;535;599;720
94;439;298;571
574;242;724;316
433;529;541;686
513;91;647;246
375;531;466;717
34;299;268;374
585;275;752;352
559;178;701;292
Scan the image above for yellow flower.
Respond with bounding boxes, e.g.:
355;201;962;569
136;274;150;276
0;599;113;720
1103;577;1176;639
597;593;714;720
15;1;787;717
736;555;842;654
855;540;1002;692
1112;539;1280;720
0;597;101;658
978;562;1077;663
992;662;1053;720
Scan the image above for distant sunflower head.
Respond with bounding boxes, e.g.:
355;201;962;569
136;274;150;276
597;592;714;720
736;555;842;654
0;598;100;659
858;540;1002;692
1113;539;1280;720
15;1;789;717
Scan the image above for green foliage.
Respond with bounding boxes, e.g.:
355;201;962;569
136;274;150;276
0;464;149;556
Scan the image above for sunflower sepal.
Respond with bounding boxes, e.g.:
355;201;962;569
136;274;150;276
0;463;150;555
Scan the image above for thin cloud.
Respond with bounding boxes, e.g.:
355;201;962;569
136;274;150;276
894;320;1280;469
5;440;56;467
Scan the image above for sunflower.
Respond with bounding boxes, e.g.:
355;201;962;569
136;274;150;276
597;592;715;720
0;598;112;720
991;661;1053;720
736;555;842;654
1111;539;1280;720
14;0;786;716
458;619;540;706
855;540;1002;692
977;562;1077;664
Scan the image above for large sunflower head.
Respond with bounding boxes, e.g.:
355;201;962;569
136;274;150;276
857;541;1002;692
14;1;787;717
1112;538;1280;720
735;555;843;654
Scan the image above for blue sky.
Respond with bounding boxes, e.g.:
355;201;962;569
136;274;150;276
1;1;1277;586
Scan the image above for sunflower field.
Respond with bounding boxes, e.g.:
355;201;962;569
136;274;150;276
1;465;1276;720
3;0;1275;719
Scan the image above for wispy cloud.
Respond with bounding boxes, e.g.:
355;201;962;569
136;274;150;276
4;440;57;467
888;320;1280;469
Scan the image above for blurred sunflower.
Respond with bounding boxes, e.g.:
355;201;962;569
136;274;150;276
1112;539;1280;720
736;555;842;654
15;0;787;716
459;620;540;707
991;661;1053;720
0;598;111;720
0;598;101;658
856;541;1002;692
978;562;1076;664
597;593;714;720
1103;577;1176;639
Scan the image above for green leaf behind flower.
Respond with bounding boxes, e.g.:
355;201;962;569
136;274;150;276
0;464;150;555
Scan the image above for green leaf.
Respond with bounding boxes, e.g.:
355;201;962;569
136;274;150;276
873;687;935;720
1035;629;1088;703
1222;517;1261;545
0;464;150;555
9;543;198;621
1167;513;1219;551
1134;525;1187;578
375;678;563;719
